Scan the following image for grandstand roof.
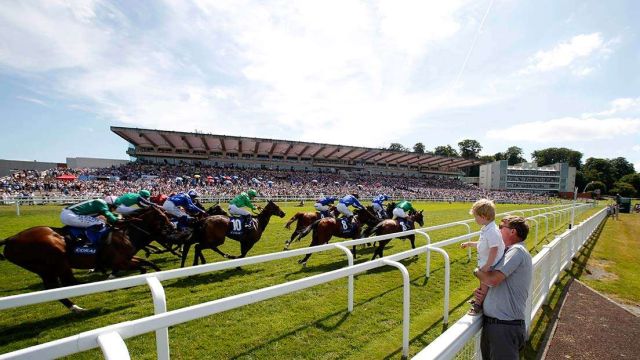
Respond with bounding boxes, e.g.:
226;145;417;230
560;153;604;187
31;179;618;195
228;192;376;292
111;126;483;170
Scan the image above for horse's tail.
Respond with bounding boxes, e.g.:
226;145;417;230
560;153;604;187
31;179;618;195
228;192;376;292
368;221;386;237
296;219;321;242
285;213;302;229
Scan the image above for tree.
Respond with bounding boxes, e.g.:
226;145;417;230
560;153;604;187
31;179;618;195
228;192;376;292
413;142;425;154
585;180;606;194
609;157;635;180
619;173;640;193
582;157;615;189
609;182;637;197
479;155;496;163
387;143;409;152
531;148;583;169
504;146;526;165
458;139;482;159
434;145;459;157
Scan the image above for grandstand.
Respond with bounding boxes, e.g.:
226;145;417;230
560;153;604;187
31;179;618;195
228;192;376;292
111;126;482;177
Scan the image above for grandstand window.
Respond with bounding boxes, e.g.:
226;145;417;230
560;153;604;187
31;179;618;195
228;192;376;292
286;156;298;161
242;154;253;158
301;157;311;161
272;155;283;160
227;153;238;157
210;151;223;156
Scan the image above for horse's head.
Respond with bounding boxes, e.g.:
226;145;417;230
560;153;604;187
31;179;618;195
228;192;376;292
132;206;175;236
263;200;285;218
410;210;424;227
207;204;228;216
355;208;378;225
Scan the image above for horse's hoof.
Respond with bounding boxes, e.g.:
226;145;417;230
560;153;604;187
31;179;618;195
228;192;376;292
70;305;87;313
87;268;96;274
283;247;289;251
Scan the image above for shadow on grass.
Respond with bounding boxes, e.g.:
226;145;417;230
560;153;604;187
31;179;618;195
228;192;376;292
0;304;129;347
168;267;265;288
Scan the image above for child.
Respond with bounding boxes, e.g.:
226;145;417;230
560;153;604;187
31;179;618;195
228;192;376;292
461;199;505;316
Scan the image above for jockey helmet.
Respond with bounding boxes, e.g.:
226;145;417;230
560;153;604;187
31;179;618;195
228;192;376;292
351;193;359;199
247;189;258;198
138;189;151;199
187;189;199;198
103;195;118;206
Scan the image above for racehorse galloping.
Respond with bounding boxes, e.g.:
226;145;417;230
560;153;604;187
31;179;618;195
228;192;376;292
283;206;339;250
295;208;378;267
180;200;285;267
368;210;424;260
0;206;174;312
362;201;396;238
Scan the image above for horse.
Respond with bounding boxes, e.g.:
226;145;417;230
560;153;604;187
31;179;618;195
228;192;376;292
0;206;174;312
367;210;425;260
294;207;379;267
362;201;396;238
180;200;286;267
283;205;339;250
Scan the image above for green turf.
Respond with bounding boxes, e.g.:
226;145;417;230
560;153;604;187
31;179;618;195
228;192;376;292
0;202;600;359
579;212;640;304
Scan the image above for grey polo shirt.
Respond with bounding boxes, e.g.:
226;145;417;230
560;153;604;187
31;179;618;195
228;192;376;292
482;243;532;321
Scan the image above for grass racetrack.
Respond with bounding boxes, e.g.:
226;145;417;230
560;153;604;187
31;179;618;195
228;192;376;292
0;202;600;359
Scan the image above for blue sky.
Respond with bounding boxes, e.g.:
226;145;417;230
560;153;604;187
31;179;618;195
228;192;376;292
1;0;639;170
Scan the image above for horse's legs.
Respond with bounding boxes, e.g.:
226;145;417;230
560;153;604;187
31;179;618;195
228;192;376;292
409;235;416;249
284;231;298;250
371;240;389;260
180;241;193;268
40;272;82;312
208;245;236;260
193;243;201;266
132;256;161;272
298;231;323;266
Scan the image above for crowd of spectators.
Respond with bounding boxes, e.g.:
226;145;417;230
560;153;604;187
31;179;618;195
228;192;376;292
1;162;550;204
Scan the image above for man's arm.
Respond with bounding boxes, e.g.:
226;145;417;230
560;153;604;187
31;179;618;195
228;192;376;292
481;246;499;272
474;267;506;288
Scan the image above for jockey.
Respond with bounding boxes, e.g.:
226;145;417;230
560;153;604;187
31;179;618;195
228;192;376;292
112;190;153;215
229;189;259;226
162;191;205;228
337;194;364;220
393;200;416;224
188;189;206;211
372;194;390;219
314;195;337;213
60;198;119;245
150;193;168;206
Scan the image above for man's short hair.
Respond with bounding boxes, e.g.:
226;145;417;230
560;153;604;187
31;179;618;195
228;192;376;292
469;199;496;221
502;215;529;241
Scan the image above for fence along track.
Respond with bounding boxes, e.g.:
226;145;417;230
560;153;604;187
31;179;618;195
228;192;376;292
0;203;592;359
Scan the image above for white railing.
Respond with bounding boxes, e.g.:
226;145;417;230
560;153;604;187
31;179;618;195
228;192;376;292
0;203;591;359
413;206;607;360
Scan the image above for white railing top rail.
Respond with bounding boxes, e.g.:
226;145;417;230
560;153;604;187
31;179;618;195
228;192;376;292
0;242;440;360
413;207;607;360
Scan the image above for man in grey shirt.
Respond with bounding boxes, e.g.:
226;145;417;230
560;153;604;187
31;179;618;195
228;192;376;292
474;215;532;359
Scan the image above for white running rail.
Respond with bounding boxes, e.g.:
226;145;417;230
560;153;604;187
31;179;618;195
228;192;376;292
0;203;590;359
413;206;607;360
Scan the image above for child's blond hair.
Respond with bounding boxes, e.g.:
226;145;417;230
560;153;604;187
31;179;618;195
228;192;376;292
469;199;496;221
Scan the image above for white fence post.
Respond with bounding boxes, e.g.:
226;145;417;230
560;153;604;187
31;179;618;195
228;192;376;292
146;277;169;360
382;259;411;359
97;331;131;360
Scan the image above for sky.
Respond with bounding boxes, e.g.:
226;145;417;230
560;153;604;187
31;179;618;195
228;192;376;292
0;0;639;170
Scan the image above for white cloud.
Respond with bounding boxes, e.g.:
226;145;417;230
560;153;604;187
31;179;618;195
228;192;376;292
486;117;640;141
16;96;47;106
1;0;506;147
633;145;640;152
588;97;640;117
520;33;605;74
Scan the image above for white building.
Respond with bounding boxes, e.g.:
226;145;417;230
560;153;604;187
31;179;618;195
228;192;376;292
479;161;576;193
